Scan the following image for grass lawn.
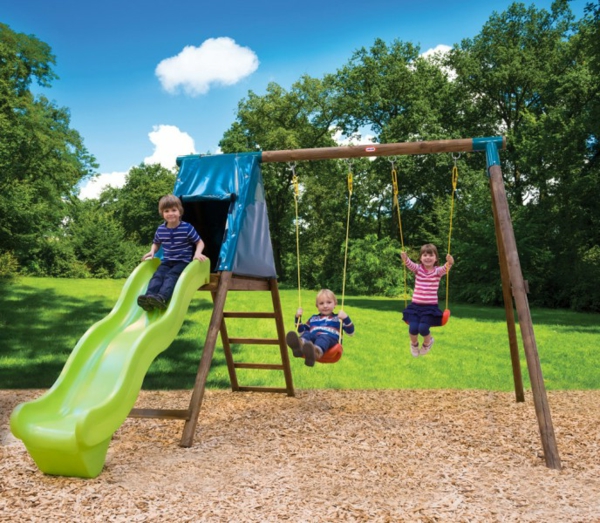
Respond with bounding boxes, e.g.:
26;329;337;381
1;277;599;391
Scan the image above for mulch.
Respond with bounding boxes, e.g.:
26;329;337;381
1;389;600;522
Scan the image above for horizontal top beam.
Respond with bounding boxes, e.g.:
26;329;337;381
260;136;505;163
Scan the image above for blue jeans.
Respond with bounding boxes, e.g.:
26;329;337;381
146;260;188;301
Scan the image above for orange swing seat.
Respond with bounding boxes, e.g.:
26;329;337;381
441;308;451;326
316;343;344;364
403;308;451;327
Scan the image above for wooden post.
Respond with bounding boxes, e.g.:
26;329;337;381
269;278;295;396
180;271;232;447
489;181;525;403
487;158;561;470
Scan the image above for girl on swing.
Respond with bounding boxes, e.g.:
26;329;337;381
401;244;454;357
286;289;355;367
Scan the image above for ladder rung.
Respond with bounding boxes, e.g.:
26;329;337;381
129;408;189;420
228;338;280;345
237;386;289;393
223;311;276;319
234;363;284;370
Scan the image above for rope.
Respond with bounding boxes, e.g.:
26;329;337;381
289;163;302;328
445;154;460;310
339;161;353;342
390;158;408;308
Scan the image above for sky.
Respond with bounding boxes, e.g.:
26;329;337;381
2;0;589;198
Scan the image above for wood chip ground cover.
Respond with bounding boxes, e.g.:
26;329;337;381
1;389;599;522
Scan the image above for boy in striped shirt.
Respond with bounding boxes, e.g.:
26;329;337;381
401;244;454;357
137;194;207;311
286;289;355;367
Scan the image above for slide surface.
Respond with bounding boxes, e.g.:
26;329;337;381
10;258;210;478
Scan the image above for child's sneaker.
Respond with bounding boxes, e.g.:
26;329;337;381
410;342;420;358
137;294;154;312
302;341;317;367
149;295;167;310
285;331;304;358
420;337;434;356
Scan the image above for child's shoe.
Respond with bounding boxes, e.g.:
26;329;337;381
314;346;324;360
148;295;167;310
410;342;420;358
302;341;317;367
285;331;304;358
137;294;154;312
420;337;434;356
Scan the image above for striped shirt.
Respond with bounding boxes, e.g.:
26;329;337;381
296;313;355;342
405;257;448;305
153;221;201;262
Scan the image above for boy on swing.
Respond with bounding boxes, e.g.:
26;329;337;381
286;289;355;367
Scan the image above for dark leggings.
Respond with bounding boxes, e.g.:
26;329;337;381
409;321;431;337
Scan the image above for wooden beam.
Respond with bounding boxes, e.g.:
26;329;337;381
260;137;506;163
488;163;561;470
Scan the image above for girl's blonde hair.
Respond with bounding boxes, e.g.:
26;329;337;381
420;243;440;265
158;194;184;216
316;288;337;306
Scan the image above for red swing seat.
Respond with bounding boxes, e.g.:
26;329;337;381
403;308;451;327
316;343;343;364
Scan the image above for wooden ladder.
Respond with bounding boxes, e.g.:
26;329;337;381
129;271;295;448
179;271;294;446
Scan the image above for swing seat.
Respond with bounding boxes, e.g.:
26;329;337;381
441;308;451;326
316;343;343;364
403;309;451;327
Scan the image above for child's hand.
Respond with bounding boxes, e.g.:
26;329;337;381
401;252;408;263
338;310;348;320
194;253;208;262
296;307;303;318
446;254;454;266
142;252;154;261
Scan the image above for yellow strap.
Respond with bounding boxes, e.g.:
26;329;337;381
291;164;302;328
391;160;408;308
340;165;353;342
445;155;459;310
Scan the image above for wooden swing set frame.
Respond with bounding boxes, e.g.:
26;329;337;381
128;136;562;471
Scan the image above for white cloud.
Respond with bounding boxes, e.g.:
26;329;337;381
331;128;376;147
421;44;456;80
144;124;196;169
421;44;452;59
156;37;259;96
78;171;127;200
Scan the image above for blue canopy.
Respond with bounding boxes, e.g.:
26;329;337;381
174;153;277;278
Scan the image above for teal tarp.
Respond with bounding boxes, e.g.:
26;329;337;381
174;153;277;278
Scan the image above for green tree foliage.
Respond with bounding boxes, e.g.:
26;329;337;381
66;198;141;278
99;163;177;245
0;23;97;274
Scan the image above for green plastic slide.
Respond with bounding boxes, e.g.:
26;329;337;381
10;258;210;478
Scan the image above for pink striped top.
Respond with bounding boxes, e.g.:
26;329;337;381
405;258;448;305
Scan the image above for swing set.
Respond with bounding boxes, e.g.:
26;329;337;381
290;152;459;366
12;136;562;477
258;136;559;470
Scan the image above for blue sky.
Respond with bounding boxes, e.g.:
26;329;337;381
2;0;588;198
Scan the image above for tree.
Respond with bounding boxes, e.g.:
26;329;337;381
0;24;97;274
99;163;177;245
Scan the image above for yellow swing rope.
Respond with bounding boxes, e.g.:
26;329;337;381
445;153;459;311
339;161;353;342
290;163;302;328
390;158;408;308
